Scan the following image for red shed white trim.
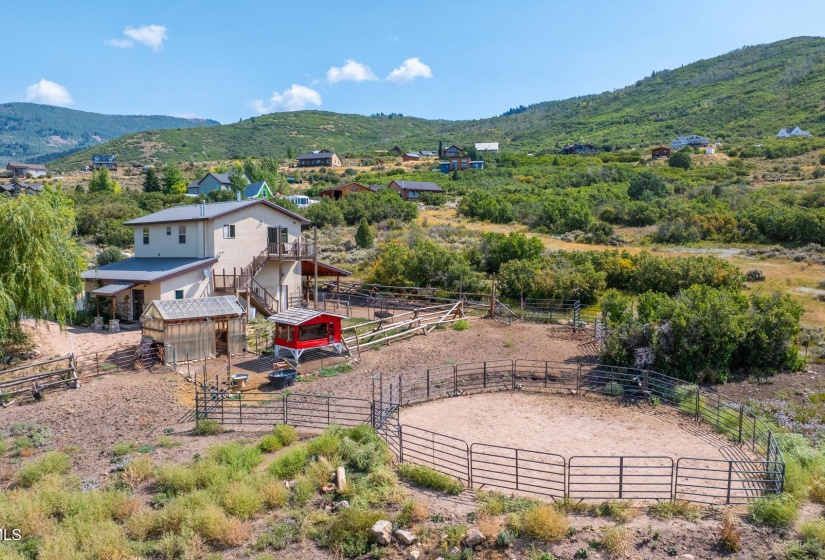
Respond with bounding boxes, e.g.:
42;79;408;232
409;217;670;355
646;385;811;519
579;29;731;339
267;308;348;362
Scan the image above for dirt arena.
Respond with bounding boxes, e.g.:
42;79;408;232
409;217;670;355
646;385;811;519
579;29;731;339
400;391;735;461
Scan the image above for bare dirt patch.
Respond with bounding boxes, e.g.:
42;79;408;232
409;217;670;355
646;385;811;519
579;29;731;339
401;391;733;460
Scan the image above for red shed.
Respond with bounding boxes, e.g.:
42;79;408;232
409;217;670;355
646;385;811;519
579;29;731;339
267;308;348;362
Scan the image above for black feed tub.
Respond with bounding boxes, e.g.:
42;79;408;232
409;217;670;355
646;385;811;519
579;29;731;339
268;369;297;390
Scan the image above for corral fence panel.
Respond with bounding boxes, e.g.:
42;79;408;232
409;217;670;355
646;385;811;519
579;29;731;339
455;360;514;395
514;360;579;393
568;456;674;501
470;443;566;500
399;425;470;486
675;458;785;505
75;342;170;378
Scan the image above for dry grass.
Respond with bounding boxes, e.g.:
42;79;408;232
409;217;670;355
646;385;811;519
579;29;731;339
718;509;742;553
601;526;634;558
521;505;569;543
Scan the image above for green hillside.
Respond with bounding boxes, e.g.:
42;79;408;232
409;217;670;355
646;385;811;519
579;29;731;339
52;36;825;169
0;103;219;166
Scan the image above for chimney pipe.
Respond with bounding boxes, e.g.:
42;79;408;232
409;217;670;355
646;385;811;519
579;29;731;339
236;191;241;202
200;202;205;216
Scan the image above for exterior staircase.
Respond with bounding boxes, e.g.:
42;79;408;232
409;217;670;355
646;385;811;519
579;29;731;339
214;247;281;317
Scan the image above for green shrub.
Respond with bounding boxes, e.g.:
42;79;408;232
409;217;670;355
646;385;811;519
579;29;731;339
395;499;428;528
269;445;309;479
111;442;136;457
647;500;699;521
256;517;301;550
291;475;316;506
800;518;825;545
16;452;70;487
477;491;540;516
154;464;197;495
307;431;341;459
397;463;463;495
496;529;515;548
748;495;799;527
593;500;633;523
272;424;298;446
452;319;469;331
207;442;262;474
193;419;224;436
312;507;386;556
259;434;284;453
221;481;263;520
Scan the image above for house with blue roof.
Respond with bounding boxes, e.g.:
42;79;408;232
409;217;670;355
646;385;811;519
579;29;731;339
186;171;253;196
243;181;274;200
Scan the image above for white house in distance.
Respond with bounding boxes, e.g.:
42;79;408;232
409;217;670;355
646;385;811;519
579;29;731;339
670;135;710;150
81;199;317;321
475;142;499;153
776;126;811;139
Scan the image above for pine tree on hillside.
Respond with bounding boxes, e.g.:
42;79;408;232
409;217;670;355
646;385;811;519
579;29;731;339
143;167;162;193
355;218;374;249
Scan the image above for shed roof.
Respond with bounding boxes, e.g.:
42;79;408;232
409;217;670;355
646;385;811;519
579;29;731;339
297;152;336;160
390;180;443;192
300;260;352;277
81;257;217;283
266;308;347;326
123;199;309;226
144;296;245;321
90;282;134;296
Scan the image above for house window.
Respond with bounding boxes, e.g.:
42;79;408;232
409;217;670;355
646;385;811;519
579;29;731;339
178;225;186;244
143;228;149;245
408;190;418;198
166;226;172;236
174;290;184;300
223;224;236;239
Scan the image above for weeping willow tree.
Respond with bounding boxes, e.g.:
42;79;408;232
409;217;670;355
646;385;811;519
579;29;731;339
0;189;85;348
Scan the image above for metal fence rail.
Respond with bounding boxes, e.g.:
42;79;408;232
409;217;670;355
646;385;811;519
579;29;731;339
399;425;470;485
675;458;785;505
568;456;674;501
75;343;170;378
471;444;566;499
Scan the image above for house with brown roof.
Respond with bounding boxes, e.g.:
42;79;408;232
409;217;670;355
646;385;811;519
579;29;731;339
318;182;372;200
6;162;47;178
389;180;444;201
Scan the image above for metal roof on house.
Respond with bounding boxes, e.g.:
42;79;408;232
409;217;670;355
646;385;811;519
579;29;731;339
300;260;352;277
123;199;309;226
297;152;336;160
146;296;245;321
92;154;116;162
81;257;218;283
266;307;348;326
90;282;134;296
368;185;386;192
6;162;47;170
243;181;268;198
390;180;443;192
475;142;499;151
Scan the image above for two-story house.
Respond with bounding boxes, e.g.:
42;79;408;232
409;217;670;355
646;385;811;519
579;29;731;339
92;154;118;170
82;199;313;321
5;162;47;178
296;150;341;168
186;171;254;196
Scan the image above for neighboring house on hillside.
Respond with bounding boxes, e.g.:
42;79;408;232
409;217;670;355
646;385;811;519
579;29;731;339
670;135;709;150
0;182;45;196
475;142;499;152
81;199;318;321
318;182;372;200
402;152;421;162
243;181;273;200
439;157;484;173
651;147;671;160
561;144;598;155
6;162;47;178
296;150;341;168
186;171;252;196
442;145;463;157
389;180;443;201
92;154;117;170
419;150;438;157
776;126;812;138
368;185;386;192
389;146;402;155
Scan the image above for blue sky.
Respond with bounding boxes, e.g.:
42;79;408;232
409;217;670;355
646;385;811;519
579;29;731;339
4;0;825;123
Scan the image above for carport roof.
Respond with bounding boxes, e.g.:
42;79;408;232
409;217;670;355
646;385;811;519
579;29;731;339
145;296;246;321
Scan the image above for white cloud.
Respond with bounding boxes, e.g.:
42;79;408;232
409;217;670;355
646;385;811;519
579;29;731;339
251;84;322;114
326;60;378;83
25;79;73;106
107;24;167;50
386;57;433;83
105;38;133;48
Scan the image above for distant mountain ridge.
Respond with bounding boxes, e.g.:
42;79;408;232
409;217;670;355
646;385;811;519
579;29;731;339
51;36;825;169
0;103;220;166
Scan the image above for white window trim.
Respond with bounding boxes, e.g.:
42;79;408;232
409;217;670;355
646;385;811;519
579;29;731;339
223;224;236;239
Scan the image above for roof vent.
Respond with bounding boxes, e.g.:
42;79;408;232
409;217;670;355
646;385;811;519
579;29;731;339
236;191;241;201
199;202;206;216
